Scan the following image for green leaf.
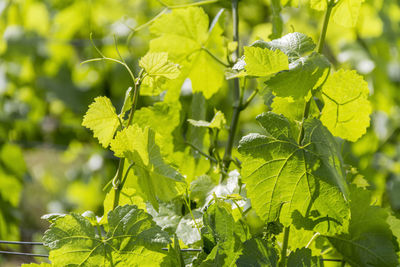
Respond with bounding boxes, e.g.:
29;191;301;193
231;32;316;78
332;0;364;28
150;7;226;99
188;110;226;130
287;248;322;267
134;101;181;155
201;200;242;266
101;187;146;224
243;46;288;77
139;52;180;79
327;186;398;267
43;205;170;266
271;96;319;122
236;238;279;267
320;69;371;142
251;32;316;62
202;200;236;251
139;52;180;96
147;199;202;245
82;96;120;148
265;53;330;99
110;125;184;210
238;112;349;233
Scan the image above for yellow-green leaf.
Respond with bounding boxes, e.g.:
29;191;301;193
244;46;288;77
139;52;180;79
321;69;371;142
82;96;119;148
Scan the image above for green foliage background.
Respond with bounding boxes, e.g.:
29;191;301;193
0;0;399;266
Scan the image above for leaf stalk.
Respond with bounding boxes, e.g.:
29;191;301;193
279;226;290;267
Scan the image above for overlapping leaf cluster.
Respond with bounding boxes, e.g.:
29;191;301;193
37;3;400;267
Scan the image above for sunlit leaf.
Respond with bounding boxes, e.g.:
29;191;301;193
82;96;120;148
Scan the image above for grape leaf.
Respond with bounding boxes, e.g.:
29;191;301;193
320;69;371;142
101;187;146;224
43;205;170;266
310;0;364;27
265;53;330;99
139;52;180;96
271;96;319;122
139;52;180;79
251;32;316;62
287;248;322;267
230;32;315;78
236;238;279;267
150;7;226;99
243;46;288;77
110;124;184;210
238;112;349;233
200;200;243;266
332;0;364;27
327;186;398;267
82;96;120;148
134;101;181;155
188;110;227;130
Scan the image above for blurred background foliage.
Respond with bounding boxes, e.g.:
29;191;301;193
0;0;399;265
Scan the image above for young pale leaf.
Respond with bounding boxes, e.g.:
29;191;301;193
287;248;322;267
243;46;288;77
43;205;170;267
236;238;279;267
327;186;398;267
265;53;330;99
110;125;184;210
82;96;119;148
150;7;226;99
321;69;371;142
238;112;349;233
139;52;180;96
139;52;180;79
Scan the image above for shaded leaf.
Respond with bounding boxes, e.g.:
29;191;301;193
327;186;398;267
236;238;279;267
287;248;322;267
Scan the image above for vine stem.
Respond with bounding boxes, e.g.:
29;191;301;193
223;0;240;173
279;226;290;267
112;72;143;210
298;0;335;144
317;0;335;54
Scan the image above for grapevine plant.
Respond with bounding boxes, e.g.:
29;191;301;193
29;0;400;266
